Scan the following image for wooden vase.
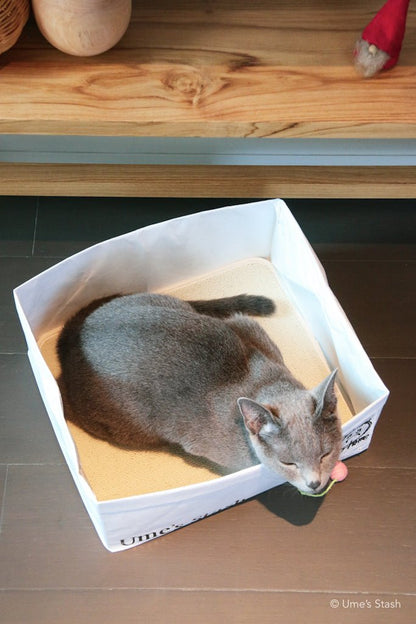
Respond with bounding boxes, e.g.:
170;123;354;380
32;0;132;56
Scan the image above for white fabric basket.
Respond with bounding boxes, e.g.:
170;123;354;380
14;199;389;551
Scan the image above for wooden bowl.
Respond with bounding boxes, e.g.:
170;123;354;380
0;0;30;54
32;0;132;56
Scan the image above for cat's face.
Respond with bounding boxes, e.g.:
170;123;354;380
258;413;341;494
238;371;342;494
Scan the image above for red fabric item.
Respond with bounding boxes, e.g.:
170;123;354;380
362;0;410;69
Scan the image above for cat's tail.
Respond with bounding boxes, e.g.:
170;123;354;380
188;294;275;318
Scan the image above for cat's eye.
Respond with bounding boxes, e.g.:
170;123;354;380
280;460;297;467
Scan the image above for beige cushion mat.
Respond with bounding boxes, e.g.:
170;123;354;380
38;257;353;501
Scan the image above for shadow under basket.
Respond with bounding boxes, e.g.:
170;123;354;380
14;199;389;551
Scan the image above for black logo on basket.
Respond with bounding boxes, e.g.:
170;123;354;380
120;498;247;546
342;419;373;452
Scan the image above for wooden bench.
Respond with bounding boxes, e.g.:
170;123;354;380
1;0;415;197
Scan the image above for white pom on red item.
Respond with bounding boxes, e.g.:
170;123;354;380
354;0;411;76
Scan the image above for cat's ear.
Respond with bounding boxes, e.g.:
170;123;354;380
237;397;276;436
312;369;338;420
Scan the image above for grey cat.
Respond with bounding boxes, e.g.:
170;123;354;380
57;293;342;495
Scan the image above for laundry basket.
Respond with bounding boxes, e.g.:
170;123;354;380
0;0;30;54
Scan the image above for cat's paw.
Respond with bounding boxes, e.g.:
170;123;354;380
354;38;391;78
245;295;276;317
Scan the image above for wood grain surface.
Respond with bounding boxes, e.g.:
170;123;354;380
0;0;415;137
1;163;415;197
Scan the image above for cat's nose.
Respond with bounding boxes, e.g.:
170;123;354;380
307;480;321;491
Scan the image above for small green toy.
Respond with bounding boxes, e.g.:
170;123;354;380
299;461;348;497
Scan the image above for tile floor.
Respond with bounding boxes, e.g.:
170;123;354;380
0;197;415;623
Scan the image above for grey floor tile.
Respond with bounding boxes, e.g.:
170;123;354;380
347;358;416;469
34;198;246;257
0;197;37;257
0;355;64;464
314;243;416;262
287;198;416;244
321;260;416;358
0;464;7;518
0;256;63;353
0;464;414;594
33;197;416;256
0;201;415;623
0;589;413;624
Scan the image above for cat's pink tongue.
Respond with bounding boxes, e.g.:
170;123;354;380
330;461;348;482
